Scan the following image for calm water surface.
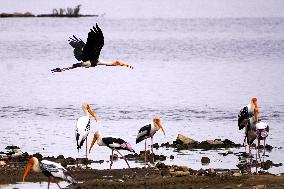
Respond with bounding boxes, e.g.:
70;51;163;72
0;16;284;188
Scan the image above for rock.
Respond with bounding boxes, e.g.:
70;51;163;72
175;166;189;172
265;144;273;151
5;145;20;150
156;162;168;169
153;143;159;149
57;155;64;159
233;172;242;177
0;161;6;166
253;185;265;189
160;142;171;148
208;168;215;174
170;171;190;177
206;139;224;145
170;155;174;159
177;134;196;144
201;157;210;165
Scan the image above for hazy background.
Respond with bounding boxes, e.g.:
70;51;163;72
0;0;284;179
1;0;284;18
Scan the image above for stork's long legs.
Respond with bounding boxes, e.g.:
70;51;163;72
85;137;88;159
47;177;50;189
151;137;155;163
115;150;130;168
264;138;266;156
258;138;261;159
110;149;114;170
56;182;62;189
243;135;247;151
144;140;147;167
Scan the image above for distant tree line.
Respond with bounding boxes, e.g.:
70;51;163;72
52;5;82;16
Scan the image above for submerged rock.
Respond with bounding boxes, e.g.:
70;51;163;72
5;146;20;150
201;157;210;165
177;134;197;144
158;135;242;151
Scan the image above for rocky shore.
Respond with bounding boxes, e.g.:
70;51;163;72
0;136;283;188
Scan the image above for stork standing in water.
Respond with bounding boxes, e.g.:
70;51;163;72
255;121;269;158
75;103;97;159
23;157;76;189
238;97;259;149
51;23;133;72
136;117;165;166
89;131;135;169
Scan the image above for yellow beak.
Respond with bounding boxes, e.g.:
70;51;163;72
22;161;33;182
158;122;166;135
89;136;97;154
87;106;97;122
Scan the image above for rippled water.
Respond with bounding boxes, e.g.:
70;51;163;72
0;14;284;188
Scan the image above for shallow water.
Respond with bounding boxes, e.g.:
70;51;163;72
0;7;284;189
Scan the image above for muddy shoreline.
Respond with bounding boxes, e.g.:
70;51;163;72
1;161;284;189
0;139;283;188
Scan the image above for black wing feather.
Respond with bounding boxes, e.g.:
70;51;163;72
136;124;151;143
68;35;85;61
81;24;104;65
102;137;125;147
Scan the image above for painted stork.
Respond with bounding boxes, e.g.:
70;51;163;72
22;157;76;189
89;131;135;169
51;23;133;72
238;97;259;148
238;97;259;130
136;117;165;166
255;121;269;158
75;103;97;159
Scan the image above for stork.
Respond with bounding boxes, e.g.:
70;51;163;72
89;131;135;169
238;97;259;148
136;117;165;166
75;103;97;159
255;121;269;158
22;157;76;189
51;24;133;72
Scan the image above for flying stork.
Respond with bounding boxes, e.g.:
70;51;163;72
75;103;97;159
136;117;165;166
51;23;133;72
89;131;135;169
22;157;76;189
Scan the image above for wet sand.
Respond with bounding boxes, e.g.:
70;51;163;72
0;140;283;188
1;157;284;189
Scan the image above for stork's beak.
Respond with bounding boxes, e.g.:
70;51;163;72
113;60;134;69
87;105;97;122
158;122;166;135
22;158;33;182
89;135;97;154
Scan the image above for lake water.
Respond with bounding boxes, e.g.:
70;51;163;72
0;10;284;189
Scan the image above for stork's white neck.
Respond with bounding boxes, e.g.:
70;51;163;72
153;122;160;131
96;136;106;146
32;157;41;173
97;59;113;66
83;108;90;117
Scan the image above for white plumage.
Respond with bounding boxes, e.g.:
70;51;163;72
23;157;76;188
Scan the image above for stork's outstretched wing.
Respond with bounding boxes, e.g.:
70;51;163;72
81;24;104;65
68;35;85;61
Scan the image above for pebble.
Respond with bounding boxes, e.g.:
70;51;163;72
233;172;242;177
253;185;266;189
237;184;243;187
201;157;210;165
0;161;6;166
